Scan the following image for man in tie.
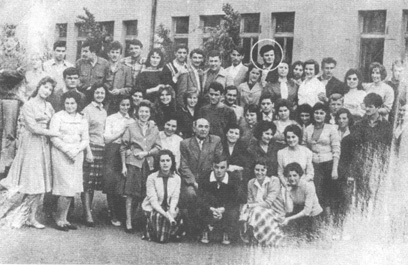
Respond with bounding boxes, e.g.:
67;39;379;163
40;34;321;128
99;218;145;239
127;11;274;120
259;92;277;121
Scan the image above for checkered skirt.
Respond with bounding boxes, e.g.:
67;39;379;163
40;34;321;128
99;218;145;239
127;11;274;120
83;143;105;191
144;210;181;243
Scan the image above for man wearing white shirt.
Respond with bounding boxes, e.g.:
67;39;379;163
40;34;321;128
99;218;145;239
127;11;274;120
225;47;248;87
259;93;277;121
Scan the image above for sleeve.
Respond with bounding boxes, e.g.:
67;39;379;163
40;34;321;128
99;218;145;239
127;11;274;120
170;175;181;211
261;178;281;208
145;174;163;212
78;118;90;151
103;115;114;140
247;181;255;204
302;182;317;216
50;114;69;153
120;126;132;155
22;103;47;135
180;141;196;185
330;126;341;159
161;64;176;87
382;84;395;113
214;137;223;157
305;149;314;180
119;66;133;95
277;149;285;180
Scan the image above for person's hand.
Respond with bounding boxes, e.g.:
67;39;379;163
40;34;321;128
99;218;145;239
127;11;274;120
331;168;339;180
303;175;314;182
318;92;328;102
85;151;94;163
111;88;120;95
378;108;388;115
66;149;77;160
135;151;148;159
228;165;243;172
279;176;288;188
281;218;290;226
122;165;128;177
193;182;198;190
347;177;355;186
217;207;225;214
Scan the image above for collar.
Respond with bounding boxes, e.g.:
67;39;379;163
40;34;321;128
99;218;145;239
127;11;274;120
254;177;271;189
117;111;130;119
158;170;174;178
131;56;142;64
231;62;243;69
91;101;103;109
209;171;229;184
173;59;186;67
51;58;68;66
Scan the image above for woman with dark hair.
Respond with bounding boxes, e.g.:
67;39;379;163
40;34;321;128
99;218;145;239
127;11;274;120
247;121;279;177
302;102;340;222
153;85;177;130
273;99;299;150
129;88;146;118
278;124;313;185
363;62;394;118
120;100;161;233
258;44;279;87
297;60;326;107
134;48;165;102
296;104;313;133
336;108;354;141
81;84;108;226
239;104;261;148
141;149;182;243
177;90;199;139
290;61;304;86
265;60;298;107
343;69;366;120
281;162;323;241
0;77;59;229
50;90;89;231
239;159;288;246
103;95;134;227
238;64;264;108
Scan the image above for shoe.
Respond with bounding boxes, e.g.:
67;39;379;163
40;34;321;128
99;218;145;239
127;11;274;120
65;224;78;230
110;219;121;227
27;221;45;229
125;227;134;234
201;231;209;244
222;233;230;245
55;224;69;232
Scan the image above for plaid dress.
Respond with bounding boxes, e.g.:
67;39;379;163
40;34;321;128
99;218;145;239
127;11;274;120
83;143;105;191
144;210;181;243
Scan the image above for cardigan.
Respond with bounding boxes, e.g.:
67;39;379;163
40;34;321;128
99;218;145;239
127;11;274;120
238;82;264;108
289;179;323;217
302;123;340;163
277;146;314;180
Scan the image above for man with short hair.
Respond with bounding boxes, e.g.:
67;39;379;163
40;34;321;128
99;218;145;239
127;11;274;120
43;41;74;92
259;93;276;121
386;59;404;124
105;41;132;114
76;40;109;92
329;93;344;124
318;57;346;99
224;85;244;122
120;39;144;86
202;50;227;103
161;43;189;89
225;46;248;87
197;154;243;245
198;82;237;139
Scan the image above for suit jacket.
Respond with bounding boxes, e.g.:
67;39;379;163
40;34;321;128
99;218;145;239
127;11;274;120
223;140;247;167
202;67;227;103
141;171;181;212
317;76;347;96
180;135;223;186
177;64;203;107
105;62;133;95
225;64;248;87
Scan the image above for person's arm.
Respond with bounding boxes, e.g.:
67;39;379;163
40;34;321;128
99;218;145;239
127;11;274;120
380;84;394;115
261;177;281;208
304;149;314;181
118;66;133;95
103;116;128;144
23;102;61;137
282;183;315;225
120;127;132;177
180;141;197;187
277;150;286;185
330;126;341;180
169;175;181;216
145;174;168;217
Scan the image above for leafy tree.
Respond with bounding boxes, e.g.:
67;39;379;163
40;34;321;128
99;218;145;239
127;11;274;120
154;23;174;63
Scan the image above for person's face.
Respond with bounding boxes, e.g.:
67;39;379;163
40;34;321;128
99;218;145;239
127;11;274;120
305;64;316;80
392;66;404;82
64;74;79;89
249;68;261;83
194;118;210;139
287;170;301;187
262;50;275;65
54;46;66;61
278;106;290;120
150;52;161;68
208;56;221;71
81;46;91;60
254;164;267;181
225;89;238;105
365;104;379;117
31;55;42;69
329;99;343;115
119;99;131;116
245;111;257;125
213;161;228;180
314;109;327;124
164;119;177;137
175;48;188;63
346;74;359;89
138;106;151;122
300;112;311;126
322;63;336;79
186;94;198;108
38;82;53;99
64;97;78;114
371;67;382;83
209;88;221;105
261;99;273;114
261;129;273;145
293;65;304;79
129;44;142;58
230;50;243;66
109;49;121;63
191;53;204;68
338;113;349;129
286;131;299;148
94;87;106;103
278;63;289;78
4;37;18;52
160;90;172;105
226;128;240;144
159;154;172;173
132;92;143;106
399;105;406;118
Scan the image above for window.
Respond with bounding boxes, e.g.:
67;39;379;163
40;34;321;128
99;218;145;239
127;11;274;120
201;15;224;33
75;21;114;60
359;10;386;81
56;23;67;39
403;11;408;60
173;17;189;46
240;14;260;64
123;20;138;57
272;12;295;64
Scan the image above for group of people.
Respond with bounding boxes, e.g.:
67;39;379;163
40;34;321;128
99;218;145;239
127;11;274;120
0;30;405;246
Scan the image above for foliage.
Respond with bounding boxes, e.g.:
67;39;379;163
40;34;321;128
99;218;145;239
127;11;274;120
155;23;174;63
202;3;241;66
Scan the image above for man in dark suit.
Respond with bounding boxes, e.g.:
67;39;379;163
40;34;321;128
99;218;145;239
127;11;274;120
318;57;347;101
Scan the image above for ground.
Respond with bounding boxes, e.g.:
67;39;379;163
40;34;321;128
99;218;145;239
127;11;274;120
0;192;407;265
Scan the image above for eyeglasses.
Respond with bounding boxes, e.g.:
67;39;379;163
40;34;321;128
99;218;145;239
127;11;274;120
347;77;358;81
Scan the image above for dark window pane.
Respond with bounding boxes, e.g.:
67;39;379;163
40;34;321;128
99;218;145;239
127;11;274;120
242;37;258;64
175;17;189;34
243;14;260;33
125;20;138;36
174;38;188;46
202;15;224;32
275;12;295;33
360;38;384;82
77;24;87;38
100;21;114;36
76;40;83;60
362;10;386;34
275;37;293;64
57;23;67;38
